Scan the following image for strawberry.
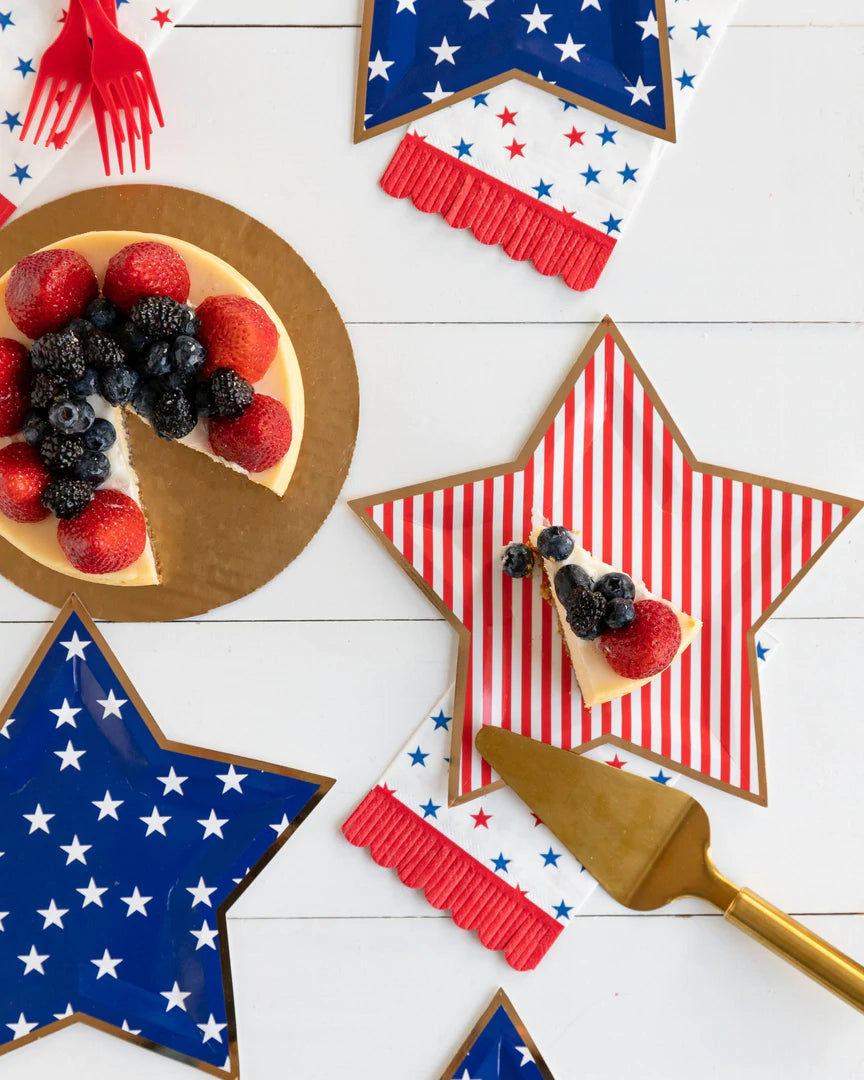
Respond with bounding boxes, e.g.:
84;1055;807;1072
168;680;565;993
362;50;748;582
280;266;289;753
102;242;191;312
197;295;278;383
0;338;30;436
57;489;147;574
5;249;98;339
599;599;682;679
0;443;51;523
208;394;291;472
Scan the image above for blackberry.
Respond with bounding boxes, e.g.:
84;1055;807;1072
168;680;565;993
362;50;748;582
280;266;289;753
113;319;152;356
554;563;593;605
73;449;110;487
84;330;126;371
593;572;635;602
603;597;636;631
536;525;574;562
40;432;86;477
153;388;196;440
69;367;99;399
84;297;119;332
28;338;49;373
84;417;116;452
22;408;51;447
33;328;86;381
130;296;189;339
30;373;70;410
172;335;206;379
99;365;139;407
501;542;534;579
48;398;94;435
42;478;93;520
140;341;172;379
564;586;607;640
208;368;253;418
131;380;160;420
68;317;94;343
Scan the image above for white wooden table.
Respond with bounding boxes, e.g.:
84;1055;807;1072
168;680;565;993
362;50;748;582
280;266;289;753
1;1;863;1076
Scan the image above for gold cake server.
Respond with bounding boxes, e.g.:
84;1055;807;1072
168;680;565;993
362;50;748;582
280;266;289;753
476;727;864;1013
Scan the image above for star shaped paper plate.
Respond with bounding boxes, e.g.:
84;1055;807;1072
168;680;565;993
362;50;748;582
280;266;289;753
440;989;554;1080
352;319;861;806
0;595;333;1076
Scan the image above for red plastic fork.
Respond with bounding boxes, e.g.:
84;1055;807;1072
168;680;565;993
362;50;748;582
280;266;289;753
19;0;93;147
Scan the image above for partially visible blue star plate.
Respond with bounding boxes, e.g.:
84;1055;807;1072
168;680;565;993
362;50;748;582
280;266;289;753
0;596;334;1077
441;988;555;1079
357;0;675;141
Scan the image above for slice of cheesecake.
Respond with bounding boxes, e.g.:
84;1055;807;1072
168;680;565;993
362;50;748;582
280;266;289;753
521;518;701;708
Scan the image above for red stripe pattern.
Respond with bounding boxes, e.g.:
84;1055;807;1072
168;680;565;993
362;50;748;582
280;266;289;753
343;786;562;970
381;134;616;292
365;332;854;801
0;195;16;229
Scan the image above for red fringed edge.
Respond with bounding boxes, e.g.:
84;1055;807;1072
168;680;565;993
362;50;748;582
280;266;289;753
381;133;616;292
343;785;563;970
0;194;16;229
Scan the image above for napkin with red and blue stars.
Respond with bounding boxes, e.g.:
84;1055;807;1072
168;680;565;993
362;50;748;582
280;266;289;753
0;0;196;227
362;0;740;291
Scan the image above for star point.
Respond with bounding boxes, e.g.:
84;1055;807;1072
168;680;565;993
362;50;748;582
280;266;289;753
121;886;153;916
521;3;552;33
198;809;228;839
161;981;191;1012
157;765;187;794
96;688;127;718
54;739;85;770
554;34;586;62
92;949;123;979
216;763;247;793
140;805;171;836
18;945;49;975
37;899;69;929
93;790;123;819
191;919;219;950
60;835;91;865
368;49;395;81
50;698;81;728
59;631;90;660
430;36;461;65
198;1014;227;1044
624;74;655;106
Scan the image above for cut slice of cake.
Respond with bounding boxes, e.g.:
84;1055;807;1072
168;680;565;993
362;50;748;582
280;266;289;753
501;516;701;708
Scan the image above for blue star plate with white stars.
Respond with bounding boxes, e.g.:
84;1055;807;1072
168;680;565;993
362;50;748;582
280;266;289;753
0;597;333;1076
357;0;675;142
441;989;555;1080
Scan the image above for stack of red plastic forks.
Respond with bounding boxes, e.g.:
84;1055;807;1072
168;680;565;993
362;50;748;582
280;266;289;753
19;0;163;176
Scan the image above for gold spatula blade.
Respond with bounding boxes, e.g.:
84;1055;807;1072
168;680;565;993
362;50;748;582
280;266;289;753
476;727;864;1014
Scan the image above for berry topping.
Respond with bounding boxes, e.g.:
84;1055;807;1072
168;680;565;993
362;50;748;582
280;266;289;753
29;373;70;411
83;417;116;452
152;387;196;440
57;489;147;574
73;450;110;487
197;295;278;383
40;432;86;477
172;335;207;379
140;341;172;379
501;542;534;579
84;331;126;370
599;600;682;679
0;443;51;523
113;319;152;356
69;367;99;398
130;295;190;339
5;249;98;339
207;368;253;419
48;398;94;435
84;297;119;332
22;408;52;447
131;380;160;420
42;478;94;520
594;572;636;602
536;525;574;562
208;393;291;472
99;365;139;407
31;328;86;381
67;317;94;343
553;562;593;604
603;597;636;631
0;338;30;436
180;308;200;337
102;242;190;312
564;585;607;640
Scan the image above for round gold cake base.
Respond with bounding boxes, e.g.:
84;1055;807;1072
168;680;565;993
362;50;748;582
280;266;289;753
0;186;359;621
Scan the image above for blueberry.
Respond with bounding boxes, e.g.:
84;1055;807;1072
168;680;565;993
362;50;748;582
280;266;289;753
22;408;51;447
99;365;139;406
140;341;172;379
131;380;161;420
73;449;110;487
594;572;635;602
114;319;151;356
554;563;593;605
193;380;214;418
48;398;94;435
172;335;206;378
67;317;94;343
536;525;574;562
84;418;116;452
501;542;534;579
85;297;119;331
180;307;200;337
603;597;636;631
69;367;99;399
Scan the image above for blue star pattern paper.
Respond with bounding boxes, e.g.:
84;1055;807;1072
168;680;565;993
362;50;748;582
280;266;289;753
442;990;555;1080
359;0;674;140
0;597;332;1076
0;1;198;225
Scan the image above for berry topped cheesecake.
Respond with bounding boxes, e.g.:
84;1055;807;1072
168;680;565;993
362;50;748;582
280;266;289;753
0;233;304;585
501;517;701;707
